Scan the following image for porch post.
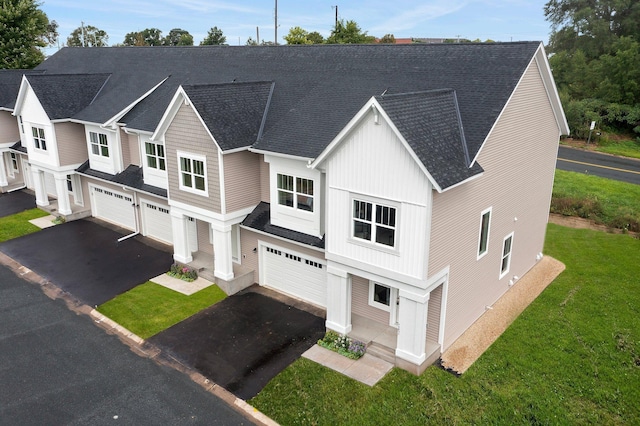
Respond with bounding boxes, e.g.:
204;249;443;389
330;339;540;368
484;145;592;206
31;165;49;207
53;173;72;215
210;222;234;281
396;289;429;365
170;209;192;264
325;263;352;334
0;151;8;187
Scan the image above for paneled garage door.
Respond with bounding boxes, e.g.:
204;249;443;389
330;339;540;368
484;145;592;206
141;200;172;244
262;244;327;307
90;185;135;230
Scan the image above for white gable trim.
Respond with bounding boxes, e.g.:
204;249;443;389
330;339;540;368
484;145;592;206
151;86;222;153
104;76;169;127
311;97;444;192
12;76;49;120
470;42;569;167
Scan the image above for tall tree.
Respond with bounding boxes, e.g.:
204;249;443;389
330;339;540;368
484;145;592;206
379;34;396;44
67;24;109;47
200;26;226;45
307;31;324;44
283;26;313;45
326;19;375;44
123;28;163;46
162;28;193;46
0;0;51;68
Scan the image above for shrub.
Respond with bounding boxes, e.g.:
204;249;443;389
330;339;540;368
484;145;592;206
550;196;603;220
317;330;366;359
168;262;198;282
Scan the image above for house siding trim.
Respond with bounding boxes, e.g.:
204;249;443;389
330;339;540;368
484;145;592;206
239;224;326;254
168;198;254;224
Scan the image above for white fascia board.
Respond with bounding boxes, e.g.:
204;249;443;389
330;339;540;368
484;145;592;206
311;97;443;193
241;225;326;254
122;127;153;136
534;44;570;136
222;146;251;155
0;107;14;112
76;170;168;200
12;76;33;117
103;76;169;128
151;86;187;141
439;171;483;193
249;148;313;162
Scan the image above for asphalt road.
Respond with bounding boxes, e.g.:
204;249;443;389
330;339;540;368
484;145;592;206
0;264;252;426
556;146;640;185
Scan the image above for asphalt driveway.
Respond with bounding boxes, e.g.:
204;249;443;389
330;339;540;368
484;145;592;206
148;289;325;400
0;190;36;217
0;219;173;306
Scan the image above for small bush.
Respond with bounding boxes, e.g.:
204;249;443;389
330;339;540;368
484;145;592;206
168;262;198;282
318;330;366;359
609;214;640;233
550;196;604;220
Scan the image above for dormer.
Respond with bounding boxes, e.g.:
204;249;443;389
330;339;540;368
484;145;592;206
84;124;122;175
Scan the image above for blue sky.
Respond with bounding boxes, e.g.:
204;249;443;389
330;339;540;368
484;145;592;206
41;0;552;50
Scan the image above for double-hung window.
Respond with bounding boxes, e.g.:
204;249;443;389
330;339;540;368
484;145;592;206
32;127;46;150
179;154;206;193
145;141;166;171
90;132;109;157
9;153;19;173
500;233;514;278
277;173;314;212
353;199;397;247
478;207;491;259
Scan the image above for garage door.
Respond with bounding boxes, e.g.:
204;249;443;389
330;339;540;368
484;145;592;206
91;185;135;230
262;244;327;307
141;200;172;244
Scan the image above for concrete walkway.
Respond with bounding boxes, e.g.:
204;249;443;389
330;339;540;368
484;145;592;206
150;273;213;295
303;344;394;386
440;256;566;374
29;214;57;229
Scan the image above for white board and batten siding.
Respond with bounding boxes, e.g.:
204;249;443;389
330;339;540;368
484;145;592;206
323;109;431;280
261;242;327;307
140;199;172;244
428;59;562;350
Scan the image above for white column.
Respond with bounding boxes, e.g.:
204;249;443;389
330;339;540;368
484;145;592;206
170;210;192;264
211;222;234;281
0;152;8;187
31;166;49;207
395;289;429;365
325;264;352;334
53;173;72;215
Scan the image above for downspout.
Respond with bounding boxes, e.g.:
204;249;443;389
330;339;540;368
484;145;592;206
117;187;140;242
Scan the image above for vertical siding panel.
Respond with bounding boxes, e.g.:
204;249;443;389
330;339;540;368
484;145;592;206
259;156;270;202
428;60;560;350
351;275;390;325
223;150;261;212
0;112;19;143
128;132;141;166
165;103;221;212
54;122;88;166
197;219;213;254
426;285;442;344
120;128;131;167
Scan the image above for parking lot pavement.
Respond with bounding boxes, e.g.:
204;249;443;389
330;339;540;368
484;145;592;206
0;190;35;217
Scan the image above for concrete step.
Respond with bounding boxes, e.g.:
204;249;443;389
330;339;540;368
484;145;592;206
366;342;396;365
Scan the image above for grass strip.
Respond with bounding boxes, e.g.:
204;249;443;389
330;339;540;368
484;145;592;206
97;282;226;339
250;225;640;424
0;208;49;242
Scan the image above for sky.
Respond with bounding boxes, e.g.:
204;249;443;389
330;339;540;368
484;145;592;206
40;0;553;52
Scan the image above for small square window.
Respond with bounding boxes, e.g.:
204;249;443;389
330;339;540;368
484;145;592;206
179;154;207;194
90;132;109;157
369;282;393;312
277;173;314;212
32;127;46;150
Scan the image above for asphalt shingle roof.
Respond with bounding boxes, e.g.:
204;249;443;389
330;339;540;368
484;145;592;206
0;69;45;109
376;89;484;190
76;161;167;197
25;74;111;120
182;82;274;151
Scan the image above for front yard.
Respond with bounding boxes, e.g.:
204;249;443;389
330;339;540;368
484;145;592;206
0;208;48;242
250;225;640;424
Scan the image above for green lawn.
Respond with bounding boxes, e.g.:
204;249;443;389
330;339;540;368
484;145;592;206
97;282;227;338
250;225;640;425
552;169;640;231
0;208;49;242
596;138;640;159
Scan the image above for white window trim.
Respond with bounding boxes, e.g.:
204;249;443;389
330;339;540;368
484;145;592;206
89;131;110;158
32;126;47;151
10;153;19;174
177;151;208;196
18;116;25;134
368;281;393;312
477;206;492;260
499;232;514;279
276;173;315;213
350;194;399;252
144;140;166;171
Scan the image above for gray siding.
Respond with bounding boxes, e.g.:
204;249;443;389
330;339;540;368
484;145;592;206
426;284;442;344
0;111;19;143
128;132;140;166
427;59;560;350
165;102;221;213
351;275;390;325
120;128;131;167
54;122;87;166
197;219;213;254
223;150;261;213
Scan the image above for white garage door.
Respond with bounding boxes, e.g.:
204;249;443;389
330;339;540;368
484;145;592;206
91;185;135;230
141;200;172;244
262;244;327;307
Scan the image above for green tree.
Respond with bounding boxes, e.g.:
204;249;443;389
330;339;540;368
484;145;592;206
379;34;395;44
307;31;324;44
284;26;313;45
66;24;109;47
326;19;375;44
0;0;52;68
163;28;193;46
123;28;163;46
200;26;226;45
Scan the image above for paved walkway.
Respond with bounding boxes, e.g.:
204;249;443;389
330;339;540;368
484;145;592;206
302;345;393;386
440;256;565;374
29;215;57;229
150;273;213;295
